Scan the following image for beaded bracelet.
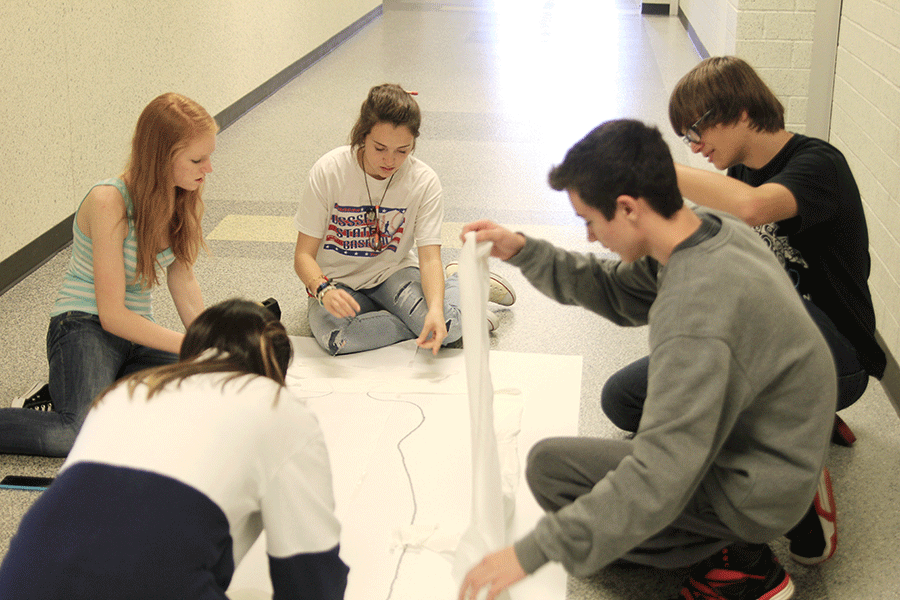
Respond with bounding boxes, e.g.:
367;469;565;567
307;275;329;297
316;281;337;306
313;277;331;296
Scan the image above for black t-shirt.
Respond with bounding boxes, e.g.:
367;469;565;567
729;133;885;378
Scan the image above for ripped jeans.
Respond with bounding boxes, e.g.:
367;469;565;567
307;266;462;355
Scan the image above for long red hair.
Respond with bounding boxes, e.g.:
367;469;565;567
123;93;217;288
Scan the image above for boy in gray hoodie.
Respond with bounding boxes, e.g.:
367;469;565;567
457;119;836;600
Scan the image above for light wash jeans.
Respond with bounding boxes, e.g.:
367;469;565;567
307;267;462;355
0;311;177;457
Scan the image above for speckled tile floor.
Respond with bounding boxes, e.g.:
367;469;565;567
2;1;899;598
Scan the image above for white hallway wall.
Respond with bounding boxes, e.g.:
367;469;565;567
679;0;900;375
831;0;900;369
0;0;379;264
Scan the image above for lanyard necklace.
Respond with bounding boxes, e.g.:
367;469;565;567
364;169;396;207
363;158;396;252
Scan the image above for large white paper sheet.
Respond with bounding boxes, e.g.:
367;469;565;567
228;338;580;600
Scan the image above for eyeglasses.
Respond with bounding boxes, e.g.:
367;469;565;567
364;206;383;252
682;108;713;145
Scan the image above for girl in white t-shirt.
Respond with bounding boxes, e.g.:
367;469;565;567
294;83;515;355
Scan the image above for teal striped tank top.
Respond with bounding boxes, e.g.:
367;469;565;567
51;178;176;319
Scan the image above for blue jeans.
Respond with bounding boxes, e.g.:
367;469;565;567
601;298;870;432
307;267;462;355
0;312;177;457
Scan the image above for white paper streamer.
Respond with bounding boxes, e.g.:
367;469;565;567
452;232;513;599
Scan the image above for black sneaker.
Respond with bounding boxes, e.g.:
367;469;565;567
785;467;837;565
11;383;54;411
673;543;794;600
261;297;281;320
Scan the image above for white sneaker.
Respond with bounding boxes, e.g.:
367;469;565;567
445;262;517;307
487;272;516;306
486;309;499;332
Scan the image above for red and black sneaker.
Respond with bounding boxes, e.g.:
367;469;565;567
832;414;856;447
673;543;794;600
786;467;837;565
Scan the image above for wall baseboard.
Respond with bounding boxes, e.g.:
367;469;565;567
641;3;670;16
0;3;383;297
0;215;74;295
876;332;900;417
677;5;709;59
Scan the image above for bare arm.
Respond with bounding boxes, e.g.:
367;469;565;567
86;186;185;355
675;163;798;226
293;231;360;318
415;244;447;355
167;258;204;329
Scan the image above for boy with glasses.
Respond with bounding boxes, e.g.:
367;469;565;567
670;56;884;433
600;55;882;570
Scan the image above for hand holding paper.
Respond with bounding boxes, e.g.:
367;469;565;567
460;221;526;261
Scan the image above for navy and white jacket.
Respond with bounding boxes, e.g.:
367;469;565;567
0;373;347;600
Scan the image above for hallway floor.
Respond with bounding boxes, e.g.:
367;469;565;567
2;1;899;598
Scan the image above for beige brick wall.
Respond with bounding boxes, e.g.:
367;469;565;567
734;0;817;132
830;0;900;362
